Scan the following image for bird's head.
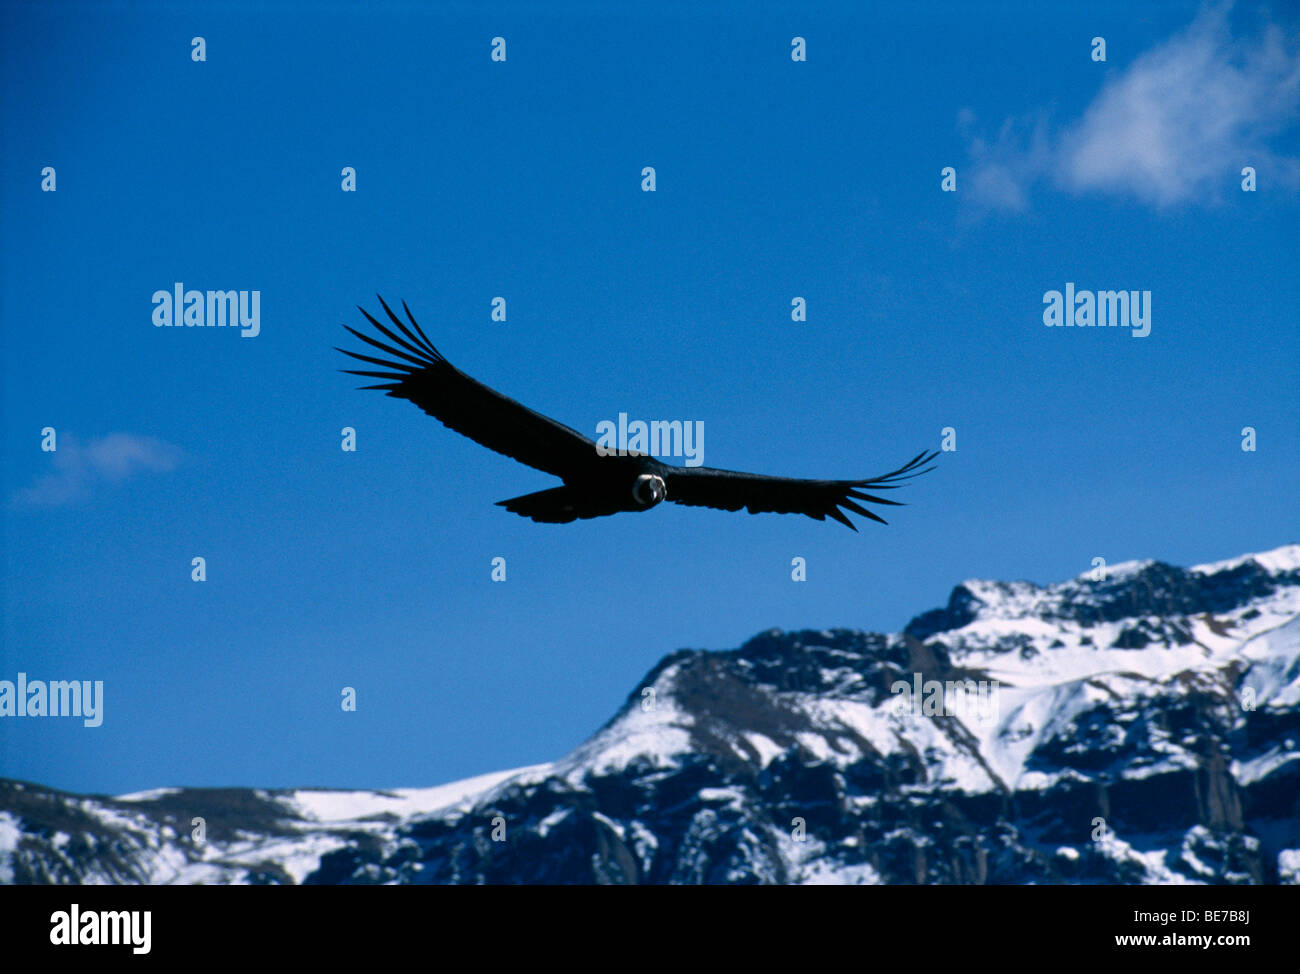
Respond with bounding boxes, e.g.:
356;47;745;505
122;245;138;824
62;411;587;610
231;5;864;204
632;473;667;508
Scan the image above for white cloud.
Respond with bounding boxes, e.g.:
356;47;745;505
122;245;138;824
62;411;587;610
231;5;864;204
963;6;1300;211
12;433;183;507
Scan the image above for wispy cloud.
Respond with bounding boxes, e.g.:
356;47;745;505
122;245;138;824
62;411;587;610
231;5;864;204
12;433;184;507
963;5;1300;211
960;109;1053;213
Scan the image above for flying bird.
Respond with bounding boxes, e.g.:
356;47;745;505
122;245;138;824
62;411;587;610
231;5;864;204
337;298;937;530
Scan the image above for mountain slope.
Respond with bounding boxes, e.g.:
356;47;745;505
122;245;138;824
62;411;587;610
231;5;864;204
4;544;1299;884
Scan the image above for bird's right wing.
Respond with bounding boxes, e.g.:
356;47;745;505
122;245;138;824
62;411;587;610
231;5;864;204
337;298;600;479
661;450;938;530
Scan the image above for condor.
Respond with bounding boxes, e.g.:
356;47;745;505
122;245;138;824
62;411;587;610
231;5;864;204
337;298;937;529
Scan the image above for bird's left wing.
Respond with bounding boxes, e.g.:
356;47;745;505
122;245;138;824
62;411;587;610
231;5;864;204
337;297;600;479
659;450;938;530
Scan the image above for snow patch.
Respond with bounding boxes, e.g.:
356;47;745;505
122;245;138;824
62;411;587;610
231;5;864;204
0;812;21;883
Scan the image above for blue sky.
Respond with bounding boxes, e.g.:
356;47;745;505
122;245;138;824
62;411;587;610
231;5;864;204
2;1;1297;795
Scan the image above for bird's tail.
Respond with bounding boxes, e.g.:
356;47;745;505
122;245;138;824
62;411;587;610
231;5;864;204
497;487;592;523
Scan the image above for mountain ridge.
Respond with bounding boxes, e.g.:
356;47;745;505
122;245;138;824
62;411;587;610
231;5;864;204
4;543;1298;884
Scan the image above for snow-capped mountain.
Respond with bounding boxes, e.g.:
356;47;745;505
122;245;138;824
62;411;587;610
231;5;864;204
4;544;1299;884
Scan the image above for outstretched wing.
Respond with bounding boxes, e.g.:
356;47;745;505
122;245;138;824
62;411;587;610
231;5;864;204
659;450;938;530
337;297;599;479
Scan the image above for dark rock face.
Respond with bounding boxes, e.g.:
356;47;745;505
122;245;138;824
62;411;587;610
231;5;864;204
905;586;983;641
4;546;1299;885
